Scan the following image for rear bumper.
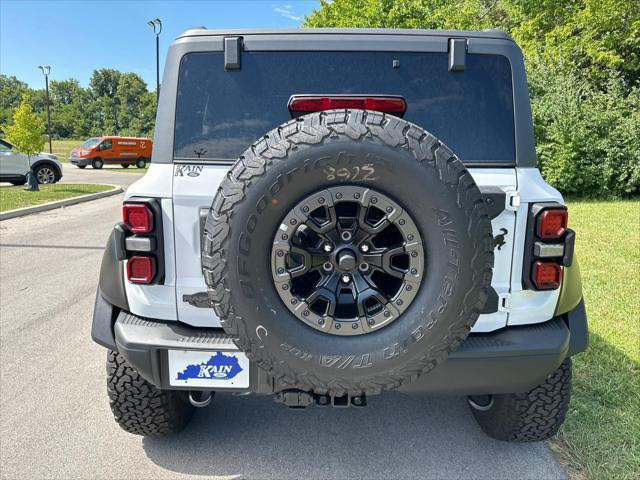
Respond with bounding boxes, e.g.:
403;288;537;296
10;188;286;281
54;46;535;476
93;293;588;396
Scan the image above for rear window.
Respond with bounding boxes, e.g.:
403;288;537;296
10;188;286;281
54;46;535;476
174;51;515;163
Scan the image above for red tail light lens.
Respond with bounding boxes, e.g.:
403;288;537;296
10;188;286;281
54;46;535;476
288;96;406;115
532;261;562;290
537;209;568;239
127;256;155;284
123;204;153;233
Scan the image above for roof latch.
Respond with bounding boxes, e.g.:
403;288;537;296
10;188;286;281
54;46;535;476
224;36;242;70
448;38;467;72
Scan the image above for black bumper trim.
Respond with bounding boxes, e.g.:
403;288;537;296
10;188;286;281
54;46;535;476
110;306;588;396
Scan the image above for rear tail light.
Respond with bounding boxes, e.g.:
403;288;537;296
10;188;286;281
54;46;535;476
288;96;406;116
523;203;573;291
127;256;155;284
532;261;562;290
121;199;164;285
536;208;568;239
122;203;153;233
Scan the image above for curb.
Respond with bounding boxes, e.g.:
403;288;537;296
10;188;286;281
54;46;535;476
0;184;123;221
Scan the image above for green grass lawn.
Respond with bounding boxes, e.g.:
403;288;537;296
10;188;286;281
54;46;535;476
50;139;82;162
550;199;640;480
0;184;113;212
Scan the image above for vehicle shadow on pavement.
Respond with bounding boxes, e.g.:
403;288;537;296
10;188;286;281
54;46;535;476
142;392;565;480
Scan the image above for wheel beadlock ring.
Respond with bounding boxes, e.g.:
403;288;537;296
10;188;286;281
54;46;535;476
271;185;424;336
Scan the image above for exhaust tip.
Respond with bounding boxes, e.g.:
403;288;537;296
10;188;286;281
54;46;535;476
188;391;214;408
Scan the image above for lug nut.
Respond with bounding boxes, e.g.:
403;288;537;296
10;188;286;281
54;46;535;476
341;274;351;284
360;243;370;253
323;243;333;253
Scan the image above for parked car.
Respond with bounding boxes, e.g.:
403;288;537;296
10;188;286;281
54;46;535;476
92;28;588;441
70;136;152;169
0;138;63;184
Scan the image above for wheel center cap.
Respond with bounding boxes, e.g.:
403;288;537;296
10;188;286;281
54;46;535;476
337;250;357;272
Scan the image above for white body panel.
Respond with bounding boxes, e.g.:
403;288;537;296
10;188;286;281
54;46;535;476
508;168;563;326
123;163;563;332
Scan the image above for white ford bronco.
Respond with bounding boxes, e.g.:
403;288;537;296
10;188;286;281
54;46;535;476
92;28;588;441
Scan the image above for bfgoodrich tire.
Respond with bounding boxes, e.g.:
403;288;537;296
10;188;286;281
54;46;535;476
468;358;572;442
106;351;195;436
202;109;494;397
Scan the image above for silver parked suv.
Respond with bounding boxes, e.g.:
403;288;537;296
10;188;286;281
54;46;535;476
0;139;63;185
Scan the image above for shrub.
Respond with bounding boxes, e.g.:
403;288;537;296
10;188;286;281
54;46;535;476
530;65;640;197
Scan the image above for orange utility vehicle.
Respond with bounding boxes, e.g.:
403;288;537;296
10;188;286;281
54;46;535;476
70;136;152;169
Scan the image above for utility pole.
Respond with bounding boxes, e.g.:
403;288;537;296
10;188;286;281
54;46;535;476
147;18;162;101
38;65;52;153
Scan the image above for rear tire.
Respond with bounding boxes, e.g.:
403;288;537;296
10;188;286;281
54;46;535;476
106;350;196;436
468;358;572;442
77;165;86;169
10;180;25;186
121;164;130;168
136;157;146;169
92;158;104;169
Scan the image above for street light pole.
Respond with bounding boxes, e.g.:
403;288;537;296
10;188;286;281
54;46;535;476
147;18;162;101
38;65;52;153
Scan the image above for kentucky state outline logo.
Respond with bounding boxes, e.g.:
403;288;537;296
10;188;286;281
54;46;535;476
176;352;243;381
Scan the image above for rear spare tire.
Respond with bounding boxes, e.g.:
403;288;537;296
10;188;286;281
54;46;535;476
202;110;494;396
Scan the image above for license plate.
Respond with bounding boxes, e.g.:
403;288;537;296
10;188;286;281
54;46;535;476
168;350;250;388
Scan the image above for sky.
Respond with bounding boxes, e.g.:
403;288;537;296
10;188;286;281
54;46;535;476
0;0;320;89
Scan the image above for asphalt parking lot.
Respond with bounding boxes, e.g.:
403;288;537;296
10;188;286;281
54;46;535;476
59;162;145;188
0;196;566;479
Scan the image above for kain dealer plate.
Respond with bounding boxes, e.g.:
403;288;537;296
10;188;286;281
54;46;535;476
168;350;250;388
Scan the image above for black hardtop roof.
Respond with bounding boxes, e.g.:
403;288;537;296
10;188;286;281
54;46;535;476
176;27;513;42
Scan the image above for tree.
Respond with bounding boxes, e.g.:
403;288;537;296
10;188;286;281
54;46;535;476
3;97;45;191
0;75;29;127
89;68;122;98
116;73;148;134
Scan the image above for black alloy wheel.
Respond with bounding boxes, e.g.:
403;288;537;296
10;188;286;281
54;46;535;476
271;185;424;336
